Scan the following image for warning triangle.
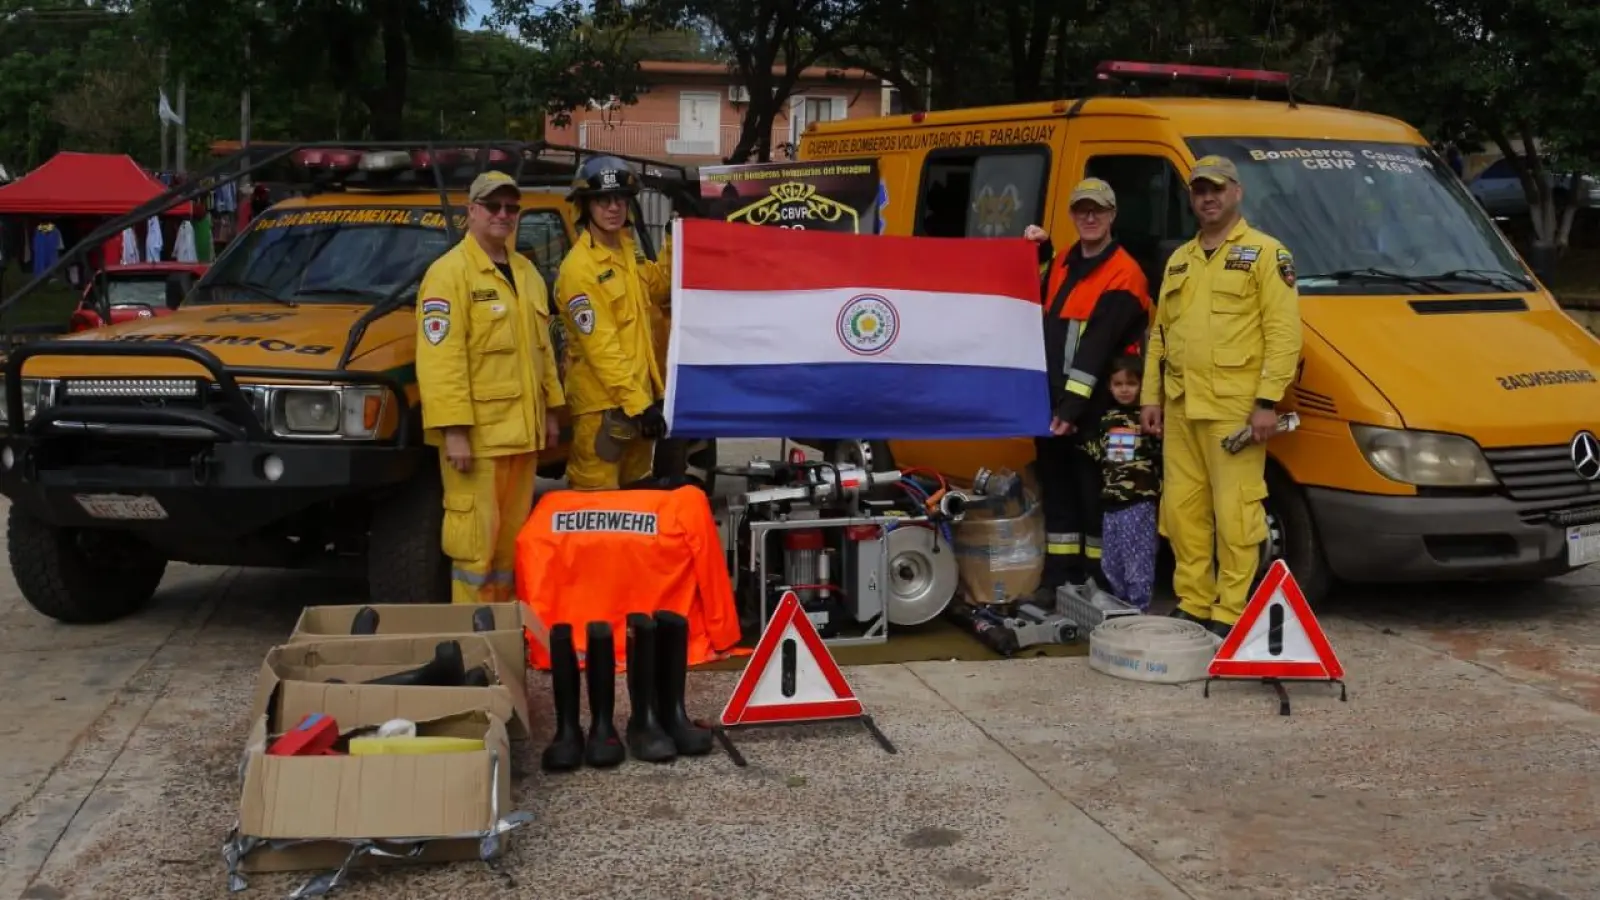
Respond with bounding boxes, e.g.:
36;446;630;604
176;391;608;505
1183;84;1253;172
720;590;864;727
1208;559;1344;681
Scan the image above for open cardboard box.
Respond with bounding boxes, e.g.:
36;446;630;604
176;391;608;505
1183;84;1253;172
251;633;532;741
289;603;530;682
232;709;519;875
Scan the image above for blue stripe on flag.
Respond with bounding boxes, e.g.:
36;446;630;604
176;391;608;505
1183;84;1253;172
669;363;1052;439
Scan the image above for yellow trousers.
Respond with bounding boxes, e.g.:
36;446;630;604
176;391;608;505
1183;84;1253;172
567;412;655;491
439;450;539;605
1160;403;1270;625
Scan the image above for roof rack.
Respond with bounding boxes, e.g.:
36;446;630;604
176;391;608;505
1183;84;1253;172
0;140;699;366
1090;60;1297;105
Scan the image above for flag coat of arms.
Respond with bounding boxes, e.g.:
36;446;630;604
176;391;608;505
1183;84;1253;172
663;218;1051;439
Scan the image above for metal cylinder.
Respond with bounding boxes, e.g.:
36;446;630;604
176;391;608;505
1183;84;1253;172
783;529;824;603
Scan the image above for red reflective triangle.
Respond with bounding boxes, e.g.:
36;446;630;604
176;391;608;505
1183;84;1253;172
1208;559;1344;681
720;590;864;726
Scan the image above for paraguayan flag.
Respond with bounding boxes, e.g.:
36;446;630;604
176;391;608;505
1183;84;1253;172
663;218;1051;439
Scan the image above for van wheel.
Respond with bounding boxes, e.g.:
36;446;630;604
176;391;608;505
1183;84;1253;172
1260;464;1334;604
367;471;451;604
7;507;167;624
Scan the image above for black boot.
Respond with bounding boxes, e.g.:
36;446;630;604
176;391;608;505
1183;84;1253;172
539;624;584;771
471;606;496;633
362;640;466;686
350;606;380;635
653;610;713;756
583;622;627;768
464;665;493;688
624;613;677;763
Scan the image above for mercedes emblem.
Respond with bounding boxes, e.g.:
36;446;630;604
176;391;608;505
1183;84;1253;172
1572;431;1600;482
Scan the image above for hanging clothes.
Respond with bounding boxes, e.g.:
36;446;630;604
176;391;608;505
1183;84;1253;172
194;214;213;262
213;182;237;213
174;221;198;263
120;228;141;265
32;223;62;276
144;216;163;262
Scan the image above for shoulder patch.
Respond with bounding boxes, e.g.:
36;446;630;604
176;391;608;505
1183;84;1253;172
470;289;497;303
420;298;450;316
1276;246;1297;288
421;312;450;345
566;293;596;336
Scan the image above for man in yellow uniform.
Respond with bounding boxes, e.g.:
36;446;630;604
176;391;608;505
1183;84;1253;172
416;170;565;604
1140;155;1302;638
555;155;674;490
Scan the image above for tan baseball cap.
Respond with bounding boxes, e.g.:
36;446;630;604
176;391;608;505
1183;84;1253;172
467;170;521;204
1189;155;1240;186
1068;178;1117;209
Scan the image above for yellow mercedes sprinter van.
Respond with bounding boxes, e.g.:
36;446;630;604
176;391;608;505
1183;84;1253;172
797;61;1600;602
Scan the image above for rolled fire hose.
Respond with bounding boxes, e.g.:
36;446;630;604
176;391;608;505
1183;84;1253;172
1088;617;1221;684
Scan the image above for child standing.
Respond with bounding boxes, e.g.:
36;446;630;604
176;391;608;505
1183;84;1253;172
1087;355;1162;611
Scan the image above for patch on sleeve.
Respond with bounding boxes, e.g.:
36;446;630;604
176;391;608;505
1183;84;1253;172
566;293;596;336
420;298;451;316
1276;247;1297;288
421;313;450;346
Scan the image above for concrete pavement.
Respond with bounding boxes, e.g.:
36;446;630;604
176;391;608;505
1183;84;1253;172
1;472;1598;898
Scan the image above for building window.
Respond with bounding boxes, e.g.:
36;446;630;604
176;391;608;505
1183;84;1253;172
789;94;848;144
887;87;906;116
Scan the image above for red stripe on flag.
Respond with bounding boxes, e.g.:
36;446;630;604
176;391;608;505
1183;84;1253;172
677;217;1041;305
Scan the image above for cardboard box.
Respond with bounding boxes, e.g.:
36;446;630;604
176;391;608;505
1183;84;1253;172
290;603;530;680
251;634;533;740
232;710;517;875
950;491;1046;606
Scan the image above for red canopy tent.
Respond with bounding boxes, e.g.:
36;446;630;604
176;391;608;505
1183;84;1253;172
0;151;193;217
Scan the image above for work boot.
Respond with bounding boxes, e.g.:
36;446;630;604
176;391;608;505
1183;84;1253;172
471;606;496;633
652;610;714;756
350;606;380;635
1207;620;1234;640
539;624;585;773
363;640;466;686
624;613;678;763
1170;607;1210;626
583;622;627;768
464;665;493;688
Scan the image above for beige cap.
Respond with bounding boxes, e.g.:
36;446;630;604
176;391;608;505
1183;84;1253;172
1068;178;1117;209
1189;155;1240;186
467;170;521;204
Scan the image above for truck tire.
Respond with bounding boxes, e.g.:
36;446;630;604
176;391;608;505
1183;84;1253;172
1261;463;1334;605
366;471;451;605
7;507;167;624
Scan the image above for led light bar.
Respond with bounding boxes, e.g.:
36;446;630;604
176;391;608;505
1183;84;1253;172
62;378;202;399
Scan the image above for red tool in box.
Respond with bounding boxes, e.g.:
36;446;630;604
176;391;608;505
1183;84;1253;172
267;713;342;756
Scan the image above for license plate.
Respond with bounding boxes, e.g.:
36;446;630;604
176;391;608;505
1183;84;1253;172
1568;522;1600;567
74;493;168;521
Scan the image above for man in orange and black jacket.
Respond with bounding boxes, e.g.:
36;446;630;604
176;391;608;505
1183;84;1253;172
1023;177;1152;601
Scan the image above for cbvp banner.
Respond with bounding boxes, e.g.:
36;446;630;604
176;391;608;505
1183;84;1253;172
698;159;883;235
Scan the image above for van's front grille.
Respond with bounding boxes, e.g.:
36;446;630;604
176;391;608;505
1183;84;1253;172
1482;443;1600;522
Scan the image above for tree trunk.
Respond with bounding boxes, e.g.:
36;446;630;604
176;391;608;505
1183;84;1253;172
367;8;411;141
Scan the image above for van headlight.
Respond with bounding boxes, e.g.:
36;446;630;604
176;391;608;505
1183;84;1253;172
1351;425;1497;487
268;387;387;439
0;377;58;426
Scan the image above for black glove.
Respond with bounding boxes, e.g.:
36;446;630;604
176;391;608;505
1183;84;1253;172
636;401;667;439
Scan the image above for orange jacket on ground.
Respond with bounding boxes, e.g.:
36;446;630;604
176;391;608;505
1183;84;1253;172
515;485;744;671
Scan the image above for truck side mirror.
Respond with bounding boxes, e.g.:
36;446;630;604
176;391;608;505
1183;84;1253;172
165;273;195;310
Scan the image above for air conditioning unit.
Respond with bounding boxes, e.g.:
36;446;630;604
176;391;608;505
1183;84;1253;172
729;85;750;103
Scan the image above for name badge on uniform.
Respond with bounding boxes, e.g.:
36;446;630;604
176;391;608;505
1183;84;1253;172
471;289;497;303
597;269;615;284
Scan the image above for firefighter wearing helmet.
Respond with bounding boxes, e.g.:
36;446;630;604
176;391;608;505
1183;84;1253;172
554;154;675;490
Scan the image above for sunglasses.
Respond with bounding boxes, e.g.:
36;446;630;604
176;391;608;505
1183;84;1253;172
477;200;521;216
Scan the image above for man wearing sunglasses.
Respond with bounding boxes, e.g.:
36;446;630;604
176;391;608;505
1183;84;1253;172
554;154;674;491
1140;155;1302;638
416;170;567;604
1022;178;1152;606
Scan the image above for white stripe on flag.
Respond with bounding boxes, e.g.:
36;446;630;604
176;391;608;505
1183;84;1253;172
673;286;1045;370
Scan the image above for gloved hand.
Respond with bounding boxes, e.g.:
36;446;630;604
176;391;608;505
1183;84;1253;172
636;401;667;439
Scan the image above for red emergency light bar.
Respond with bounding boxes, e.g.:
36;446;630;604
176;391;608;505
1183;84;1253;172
1095;60;1291;86
291;147;518;174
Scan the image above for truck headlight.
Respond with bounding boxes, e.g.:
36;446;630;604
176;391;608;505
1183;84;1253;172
271;387;387;439
0;377;58;426
1351;425;1497;487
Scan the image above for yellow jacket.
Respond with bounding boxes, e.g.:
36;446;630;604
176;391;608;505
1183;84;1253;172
414;234;566;456
1141;218;1303;422
554;227;674;418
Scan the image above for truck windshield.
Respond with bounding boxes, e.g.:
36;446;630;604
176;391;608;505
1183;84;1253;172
197;206;460;305
1185;137;1531;296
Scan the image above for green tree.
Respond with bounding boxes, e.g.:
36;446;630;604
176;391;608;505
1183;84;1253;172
488;0;659;131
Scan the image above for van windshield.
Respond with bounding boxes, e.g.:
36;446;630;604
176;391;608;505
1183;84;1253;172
196;206;461;305
1185;137;1531;296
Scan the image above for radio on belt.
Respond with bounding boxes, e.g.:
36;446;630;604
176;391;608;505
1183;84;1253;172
716;449;975;648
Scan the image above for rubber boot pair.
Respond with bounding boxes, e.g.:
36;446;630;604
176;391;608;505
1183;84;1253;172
540;611;714;772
